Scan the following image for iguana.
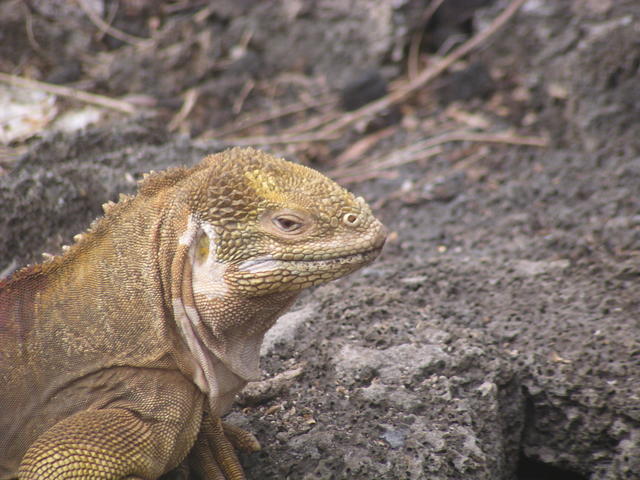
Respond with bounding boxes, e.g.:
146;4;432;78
0;147;386;480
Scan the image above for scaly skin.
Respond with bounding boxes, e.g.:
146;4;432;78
0;147;386;480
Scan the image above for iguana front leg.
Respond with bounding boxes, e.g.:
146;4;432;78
18;387;204;480
19;409;161;479
188;413;261;480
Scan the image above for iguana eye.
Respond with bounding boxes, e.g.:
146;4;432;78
262;209;312;237
272;215;304;233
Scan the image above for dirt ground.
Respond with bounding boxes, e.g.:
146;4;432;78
1;1;639;479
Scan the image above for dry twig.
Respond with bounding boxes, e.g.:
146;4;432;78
233;79;256;114
0;72;139;114
403;130;549;151
95;1;120;43
329;129;547;183
168;88;199;132
215;97;336;137
281;108;341;135
317;0;528;136
22;2;47;57
77;0;152;48
408;0;445;80
336;170;401;184
215;131;340;147
165;1;209;15
330;146;444;183
333;126;397;167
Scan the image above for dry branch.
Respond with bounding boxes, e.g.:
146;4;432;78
0;72;139;114
333;126;397;167
330;146;444;183
214;131;340;147
408;0;445;80
77;0;152;48
329;129;547;183
317;0;528;136
168;88;199;132
214;97;336;137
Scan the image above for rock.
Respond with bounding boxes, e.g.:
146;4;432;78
340;70;388;111
513;259;570;276
262;304;316;355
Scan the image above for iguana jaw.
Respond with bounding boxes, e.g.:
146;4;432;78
232;219;387;292
233;246;383;290
237;241;384;274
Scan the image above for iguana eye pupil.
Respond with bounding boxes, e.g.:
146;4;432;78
273;216;301;232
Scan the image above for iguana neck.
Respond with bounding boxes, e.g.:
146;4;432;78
163;210;300;414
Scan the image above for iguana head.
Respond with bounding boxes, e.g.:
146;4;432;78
183;147;387;295
166;148;386;397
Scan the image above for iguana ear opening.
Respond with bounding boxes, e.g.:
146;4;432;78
195;234;210;263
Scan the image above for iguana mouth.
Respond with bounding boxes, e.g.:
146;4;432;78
238;224;387;273
237;247;383;273
302;247;383;265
